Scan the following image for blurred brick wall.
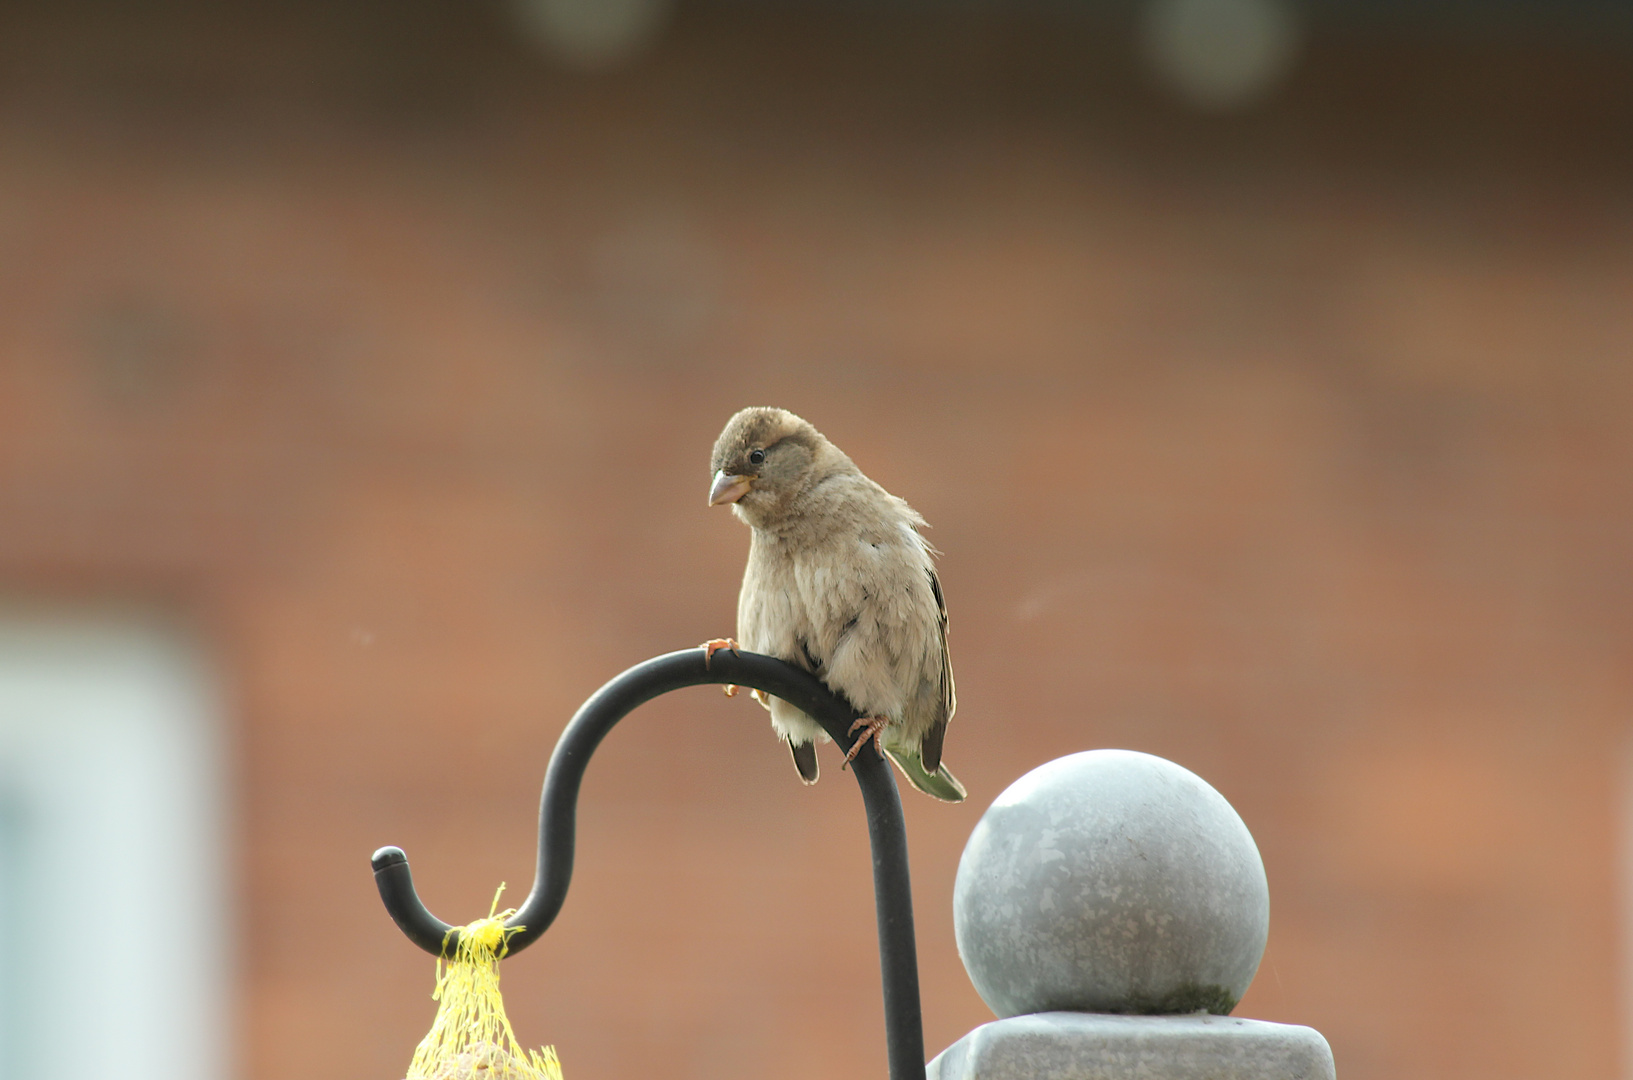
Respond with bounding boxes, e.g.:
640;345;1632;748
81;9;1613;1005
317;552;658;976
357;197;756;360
0;3;1630;1079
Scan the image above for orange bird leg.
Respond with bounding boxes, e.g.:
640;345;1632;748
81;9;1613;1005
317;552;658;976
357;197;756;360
701;638;741;695
843;717;890;767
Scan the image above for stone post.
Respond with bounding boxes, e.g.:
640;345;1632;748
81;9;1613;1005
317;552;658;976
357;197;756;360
928;750;1335;1080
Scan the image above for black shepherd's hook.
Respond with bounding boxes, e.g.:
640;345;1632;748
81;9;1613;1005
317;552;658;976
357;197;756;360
370;647;926;1080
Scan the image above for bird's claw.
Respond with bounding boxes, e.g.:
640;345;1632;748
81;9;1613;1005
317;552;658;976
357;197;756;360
842;717;889;769
702;638;742;695
701;638;740;669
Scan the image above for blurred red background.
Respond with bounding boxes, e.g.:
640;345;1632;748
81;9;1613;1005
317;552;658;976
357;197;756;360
1;2;1630;1078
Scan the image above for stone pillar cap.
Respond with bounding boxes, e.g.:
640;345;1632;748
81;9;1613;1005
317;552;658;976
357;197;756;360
954;749;1270;1018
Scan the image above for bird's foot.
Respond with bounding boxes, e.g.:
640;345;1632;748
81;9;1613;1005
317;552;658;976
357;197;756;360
842;717;890;768
701;638;740;667
701;638;741;695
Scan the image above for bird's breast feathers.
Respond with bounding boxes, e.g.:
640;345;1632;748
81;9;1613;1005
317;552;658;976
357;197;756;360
739;512;941;722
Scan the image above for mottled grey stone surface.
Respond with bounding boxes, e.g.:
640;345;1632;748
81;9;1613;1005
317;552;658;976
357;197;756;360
925;1012;1335;1080
953;750;1270;1018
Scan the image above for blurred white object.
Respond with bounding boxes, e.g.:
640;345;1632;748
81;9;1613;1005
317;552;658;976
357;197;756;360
1140;0;1301;111
509;0;675;69
0;613;229;1080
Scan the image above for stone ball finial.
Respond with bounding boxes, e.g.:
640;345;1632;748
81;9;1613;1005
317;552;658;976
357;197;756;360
953;749;1270;1019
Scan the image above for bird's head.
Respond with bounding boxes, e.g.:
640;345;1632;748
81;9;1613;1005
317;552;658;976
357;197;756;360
709;407;846;528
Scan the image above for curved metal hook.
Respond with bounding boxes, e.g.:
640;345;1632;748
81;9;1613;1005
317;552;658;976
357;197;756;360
370;647;926;1080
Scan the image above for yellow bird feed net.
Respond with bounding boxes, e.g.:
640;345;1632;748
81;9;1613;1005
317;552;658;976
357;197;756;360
405;886;563;1080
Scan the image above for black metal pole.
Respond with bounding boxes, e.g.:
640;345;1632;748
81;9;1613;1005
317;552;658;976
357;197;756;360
370;647;926;1080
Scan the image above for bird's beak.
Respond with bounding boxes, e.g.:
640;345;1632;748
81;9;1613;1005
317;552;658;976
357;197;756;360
709;471;754;506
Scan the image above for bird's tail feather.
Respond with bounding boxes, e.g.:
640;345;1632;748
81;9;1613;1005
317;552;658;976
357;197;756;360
882;746;966;803
788;738;820;784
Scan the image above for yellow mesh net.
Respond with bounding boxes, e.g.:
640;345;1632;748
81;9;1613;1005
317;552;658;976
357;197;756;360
405;886;563;1080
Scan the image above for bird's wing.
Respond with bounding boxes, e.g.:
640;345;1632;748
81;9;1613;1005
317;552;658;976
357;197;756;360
883;744;966;802
917;565;955;774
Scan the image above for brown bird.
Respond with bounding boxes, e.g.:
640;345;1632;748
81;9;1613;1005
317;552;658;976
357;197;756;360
705;407;965;802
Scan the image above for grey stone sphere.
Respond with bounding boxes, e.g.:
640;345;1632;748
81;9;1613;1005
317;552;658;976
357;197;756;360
953;749;1269;1019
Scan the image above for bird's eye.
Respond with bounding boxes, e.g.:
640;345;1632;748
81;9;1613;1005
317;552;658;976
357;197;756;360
748;449;766;466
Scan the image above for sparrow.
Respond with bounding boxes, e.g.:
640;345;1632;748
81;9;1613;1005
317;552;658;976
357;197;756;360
705;407;965;802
